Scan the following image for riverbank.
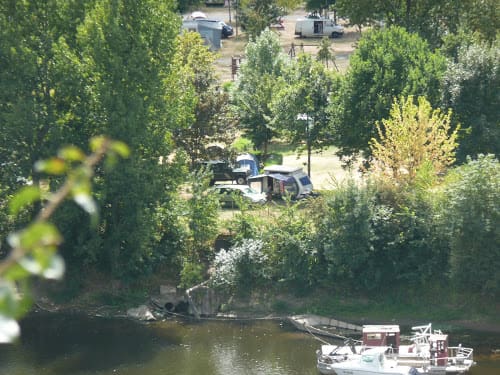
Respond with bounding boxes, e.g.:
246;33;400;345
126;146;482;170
34;278;500;334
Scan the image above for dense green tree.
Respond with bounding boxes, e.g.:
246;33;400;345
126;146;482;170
0;0;91;196
459;0;499;43
335;0;375;31
271;53;337;177
335;0;498;48
305;0;336;16
171;32;238;167
262;200;317;293
440;155;500;297
313;180;448;292
52;0;183;279
441;40;500;162
232;29;288;157
314;181;377;289
237;0;283;39
329;26;446;161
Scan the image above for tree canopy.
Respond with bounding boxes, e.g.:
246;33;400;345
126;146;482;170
441;40;500;162
370;96;458;186
329;26;446;160
272;53;337;176
232;29;288;156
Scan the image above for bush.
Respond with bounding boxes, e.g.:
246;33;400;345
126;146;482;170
441;155;500;297
211;239;272;295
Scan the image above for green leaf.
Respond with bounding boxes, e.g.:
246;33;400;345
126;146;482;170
9;186;41;216
18;222;62;250
110;141;130;158
90;136;106;152
0;281;19;317
58;145;85;162
3;263;31;281
35;158;67;175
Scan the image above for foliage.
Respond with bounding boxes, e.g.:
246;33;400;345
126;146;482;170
459;0;500;43
0;0;91;196
271;53;337;176
185;169;220;264
313;181;378;289
56;0;183;280
316;37;338;70
176;0;203;13
329;26;446;160
305;0;336;16
0;137;128;343
335;0;498;47
441;39;500;162
441;155;500;297
237;0;284;39
211;239;272;295
232;29;288;157
370;96;458;186
179;259;205;290
224;204;266;243
0;0;191;284
262;199;318;293
335;0;376;31
313;179;447;292
171;32;238;167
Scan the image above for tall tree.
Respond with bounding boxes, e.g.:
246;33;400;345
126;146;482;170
0;0;91;195
56;0;183;279
329;26;446;161
271;53;337;177
370;96;458;186
171;32;238;167
441;40;500;162
232;29;287;157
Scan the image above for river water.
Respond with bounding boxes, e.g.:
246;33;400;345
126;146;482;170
0;312;498;375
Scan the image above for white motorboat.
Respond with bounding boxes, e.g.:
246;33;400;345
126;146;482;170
322;346;419;375
317;323;475;374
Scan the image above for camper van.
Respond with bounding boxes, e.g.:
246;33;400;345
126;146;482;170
248;165;314;200
295;17;344;38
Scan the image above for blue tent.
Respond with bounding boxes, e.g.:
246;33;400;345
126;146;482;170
236;153;259;177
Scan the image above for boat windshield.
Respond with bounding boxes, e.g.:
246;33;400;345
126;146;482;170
361;354;375;363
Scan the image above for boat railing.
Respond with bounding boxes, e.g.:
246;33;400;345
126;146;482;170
448;345;474;361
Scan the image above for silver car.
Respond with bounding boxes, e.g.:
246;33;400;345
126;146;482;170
213;184;267;206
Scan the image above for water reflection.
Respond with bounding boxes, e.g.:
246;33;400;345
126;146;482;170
0;312;498;375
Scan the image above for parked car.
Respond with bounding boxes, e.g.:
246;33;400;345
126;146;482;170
212;184;267;206
200;160;251;185
195;18;233;38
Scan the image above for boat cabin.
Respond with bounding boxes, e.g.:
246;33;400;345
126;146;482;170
429;333;449;366
362;325;400;350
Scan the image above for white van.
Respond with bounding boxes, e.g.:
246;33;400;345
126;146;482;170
248;165;314;200
295;17;344;38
